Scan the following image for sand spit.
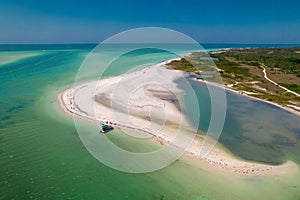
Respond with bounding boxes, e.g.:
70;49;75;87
58;63;299;177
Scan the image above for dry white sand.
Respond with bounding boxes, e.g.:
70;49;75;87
58;63;299;177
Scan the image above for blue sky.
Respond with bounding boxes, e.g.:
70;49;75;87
0;0;300;44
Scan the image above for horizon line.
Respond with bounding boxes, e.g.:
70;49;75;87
1;42;300;45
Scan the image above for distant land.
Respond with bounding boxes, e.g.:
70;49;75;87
167;47;300;115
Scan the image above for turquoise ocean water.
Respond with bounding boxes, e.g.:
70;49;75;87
1;44;300;200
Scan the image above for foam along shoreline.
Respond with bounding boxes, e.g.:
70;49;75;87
58;62;298;177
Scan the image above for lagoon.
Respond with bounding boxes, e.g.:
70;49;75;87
1;44;300;199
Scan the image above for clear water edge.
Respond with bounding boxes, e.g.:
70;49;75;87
1;44;300;199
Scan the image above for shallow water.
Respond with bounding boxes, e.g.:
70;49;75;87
181;79;300;165
1;44;300;199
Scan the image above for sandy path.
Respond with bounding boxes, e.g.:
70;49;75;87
262;65;300;97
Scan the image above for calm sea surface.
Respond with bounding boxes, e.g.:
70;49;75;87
1;44;300;200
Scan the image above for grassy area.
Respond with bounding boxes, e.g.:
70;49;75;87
216;56;248;74
166;58;197;73
279;83;300;93
166;47;300;107
213;47;300;77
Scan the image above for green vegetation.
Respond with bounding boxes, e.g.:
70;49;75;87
167;58;197;73
279;83;300;93
215;56;250;78
214;47;300;77
166;47;300;107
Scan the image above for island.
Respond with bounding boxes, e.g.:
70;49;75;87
166;47;300;115
57;47;300;176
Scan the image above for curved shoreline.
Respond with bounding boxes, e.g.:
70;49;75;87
174;49;300;117
57;62;299;177
210;50;300;116
197;78;300;117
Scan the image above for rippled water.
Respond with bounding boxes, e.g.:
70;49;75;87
1;44;300;200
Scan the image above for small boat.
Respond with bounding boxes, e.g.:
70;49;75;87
100;124;114;133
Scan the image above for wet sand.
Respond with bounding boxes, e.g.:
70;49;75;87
57;63;299;177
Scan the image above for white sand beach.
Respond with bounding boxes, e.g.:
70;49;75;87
58;62;299;177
